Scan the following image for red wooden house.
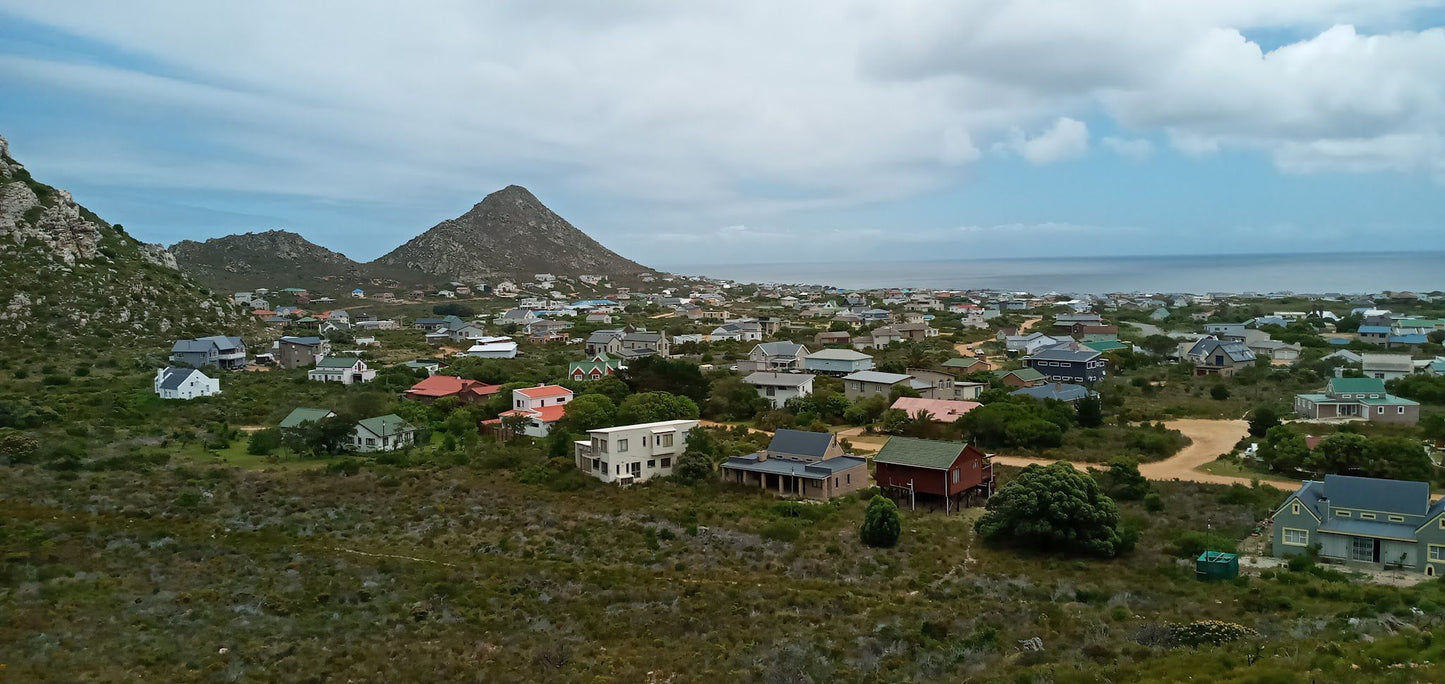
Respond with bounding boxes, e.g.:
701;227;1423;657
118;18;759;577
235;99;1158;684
873;437;993;514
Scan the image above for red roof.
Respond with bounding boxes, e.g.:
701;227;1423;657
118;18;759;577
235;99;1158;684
496;404;567;423
405;375;502;399
252;309;275;316
890;397;981;423
516;384;572;399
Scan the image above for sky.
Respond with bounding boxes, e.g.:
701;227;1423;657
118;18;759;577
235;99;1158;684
1;1;1443;267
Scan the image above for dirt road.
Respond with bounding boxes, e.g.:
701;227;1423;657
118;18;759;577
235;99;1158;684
952;317;1039;357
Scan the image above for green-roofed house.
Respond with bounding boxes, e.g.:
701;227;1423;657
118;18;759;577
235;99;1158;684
279;407;337;429
1084;340;1129;353
997;367;1046;388
941;356;992;374
1294;377;1419;425
568;352;624;381
352;414;417;453
873;436;994;514
307;356;377;385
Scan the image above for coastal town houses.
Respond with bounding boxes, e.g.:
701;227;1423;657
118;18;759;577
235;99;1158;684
308;356;377;385
739;341;809;373
873;437;993;514
1294;377;1419;425
841;371;932;401
803;349;875;375
997;368;1047;388
1271;474;1445;575
403;375;501;404
720;430;868;501
907;367;984;401
154;367;221;400
1186;337;1257;376
352;414;416;453
275;336;330;369
743;372;816;408
489;384;574;437
1361;353;1415;381
170;336;247;370
574;419;698;484
1023;347;1106;384
568;352;625;381
585;329;670;359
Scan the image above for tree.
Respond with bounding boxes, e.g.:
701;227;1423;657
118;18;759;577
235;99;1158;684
1141;334;1179;357
879;408;913;435
246;428;282;456
860;495;902;548
432;302;475;317
1248;406;1280;438
683;426;721;462
617;392;700;424
1210;385;1231;401
554;394;618;434
1098;458;1150;500
1258;425;1310;473
1367;436;1433;482
1075;395;1104;428
705;375;769;421
672;451;714;484
1308;432;1371;476
975;462;1130;558
620;356;710;401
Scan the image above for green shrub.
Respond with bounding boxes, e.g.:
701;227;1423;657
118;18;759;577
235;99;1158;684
760;520;800;543
860;495;901;548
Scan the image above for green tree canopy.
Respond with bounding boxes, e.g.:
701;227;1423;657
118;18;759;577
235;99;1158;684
1248;406;1281;438
1075;395;1104;428
617;392;700;424
976;462;1129;558
1097;458;1150;501
1259;425;1310;473
555;394;618;434
671;451;714;484
860;495;902;548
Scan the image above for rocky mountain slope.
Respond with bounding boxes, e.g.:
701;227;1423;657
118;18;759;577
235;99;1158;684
171;229;370;293
0;134;253;354
371;185;649;282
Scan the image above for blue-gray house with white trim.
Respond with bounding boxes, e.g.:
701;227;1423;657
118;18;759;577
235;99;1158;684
1271;474;1445;575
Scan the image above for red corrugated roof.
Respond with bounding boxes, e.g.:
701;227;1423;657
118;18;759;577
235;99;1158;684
405;375;502;399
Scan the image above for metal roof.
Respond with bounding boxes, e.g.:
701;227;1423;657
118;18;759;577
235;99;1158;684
279;407;335;428
157;367;201;391
1026;347;1101;362
842;370;912;385
1326;377;1387;395
720;454;865;479
807;349;871;361
355;414;415;438
314;356;360;369
767;429;835;459
1011;383;1095;402
1323;474;1430;516
873;436;968;470
743;371;815;387
754;341;806;357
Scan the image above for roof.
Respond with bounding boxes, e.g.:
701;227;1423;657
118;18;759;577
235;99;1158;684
743;371;815;388
999;368;1046;382
890;397;980;422
767;429;835;459
1323;474;1430;516
807;349;871;361
279;407;335;428
516;384;572;399
313;356;360;369
842;370;913;385
1358;325;1392;334
279;336;323;347
404;375;501;398
720;454;867;479
1316;517;1419;541
1361;353;1415;371
356;414;415;438
1188;338;1256;363
1011;383;1095;402
587;419;696;435
754;341;806;357
874;436;970;470
1084;340;1128;352
941;357;982;369
157;367;201;391
1326;377;1387;395
1026;347;1101;363
500;403;568;423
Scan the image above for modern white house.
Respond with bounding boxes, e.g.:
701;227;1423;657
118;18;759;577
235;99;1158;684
466;337;519;359
491;384;574;437
743;372;815;409
574;419;699;484
154;367;221;400
307;356;377;385
352;414;416;452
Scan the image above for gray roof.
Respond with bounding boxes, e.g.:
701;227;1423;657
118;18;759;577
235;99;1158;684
1317;517;1419;541
1011;383;1095;402
806;349;871;361
720;454;866;480
842;370;912;385
755;341;806;357
623;331;663;342
1188;338;1256;362
1361;353;1414;372
587;330;624;344
280;336;323;347
1026;347;1101;363
157;367;200;390
767;429;835;459
743;371;815;388
199;335;244;351
172;339;213;353
1323;474;1430;516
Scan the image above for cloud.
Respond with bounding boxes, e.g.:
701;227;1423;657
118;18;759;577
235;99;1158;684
1012;118;1089;164
1102;136;1154;161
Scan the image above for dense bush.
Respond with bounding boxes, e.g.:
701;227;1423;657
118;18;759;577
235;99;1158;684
859;495;901;548
1097;458;1150;501
976;462;1131;558
1389;374;1445;404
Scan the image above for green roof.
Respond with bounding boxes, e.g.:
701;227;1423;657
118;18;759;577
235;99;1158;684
942;357;981;369
356;414;414;438
874;436;966;470
1084;340;1128;352
279;407;335;428
1327;377;1387;394
999;368;1045;382
314;356;360;369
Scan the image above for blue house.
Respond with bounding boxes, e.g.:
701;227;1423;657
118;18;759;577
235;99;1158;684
804;349;875;376
1272;474;1445;576
1022;347;1106;383
1358;325;1391;343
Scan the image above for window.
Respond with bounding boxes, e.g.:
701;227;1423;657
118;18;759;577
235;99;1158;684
766;387;776;396
952;469;960;483
1431;545;1445;562
1398;407;1406;414
1360;513;1376;520
1388;515;1405;522
1282;528;1308;546
1291;502;1300;515
846;473;851;484
660;457;671;468
617;439;628;453
659;433;674;447
1336;510;1351;517
647;460;656;468
1350;537;1376;562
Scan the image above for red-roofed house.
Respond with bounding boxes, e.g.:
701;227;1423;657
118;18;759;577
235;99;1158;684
403;375;502;404
485;384;574;437
889;397;981;423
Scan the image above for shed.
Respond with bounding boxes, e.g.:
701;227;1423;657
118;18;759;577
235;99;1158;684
1195;551;1239;581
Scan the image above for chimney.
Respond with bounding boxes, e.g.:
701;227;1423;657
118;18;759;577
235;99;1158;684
756;450;768;462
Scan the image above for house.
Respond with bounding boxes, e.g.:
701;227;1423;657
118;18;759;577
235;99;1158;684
813;331;851;346
1149;307;1170;321
527;319;572;342
403;359;442;375
889;396;980;423
1271;474;1445;575
1205;323;1248;339
352;414;416;453
308;356;377;385
1054;313;1103;328
495;308;540;327
1294;377;1419;425
841;371;930;401
865;322;938;347
278;407;336;429
573;419;698;484
170;336;247;370
620;330;670;358
1321;349;1364;366
1361;353;1415;381
873;437;993;513
803;349;874;375
1186;337;1257;376
1248;340;1303;364
1023;347;1106;383
568;352;624;381
1005;332;1071;356
275;336;329;369
350;288;365;298
1070;324;1119;342
1011;382;1097;404
403;375;501;403
492;385;574;437
720;430;869;501
466;337;519;359
740;341;809;372
1357;325;1392;344
153;367;220;400
941;356;991;374
743;372;816;408
585;329;626;356
906;367;984;400
997;367;1047;388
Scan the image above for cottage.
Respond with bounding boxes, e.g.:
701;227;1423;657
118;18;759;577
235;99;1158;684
620;330;670;358
279;407;337;429
814;331;851;346
1023;347;1106;383
352;414;416;453
941;356;991;374
574;419;698;484
1272;474;1445;575
403;375;501;403
803;349;874;375
154;367;220;400
275;336;329;369
743;372;816;408
1248;339;1303;364
740;341;809;373
466;337;519;359
873;437;993;513
170;336;247;370
720;430;869;501
1294;377;1419;425
841;371;928;401
997;367;1047;388
568;353;624;381
307;357;376;385
1361;353;1415;381
1186;337;1257;376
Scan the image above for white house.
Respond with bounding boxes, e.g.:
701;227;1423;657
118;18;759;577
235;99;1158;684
352;414;416;453
493;384;574;437
743;372;815;409
574;419;699;484
307;356;377;385
154;367;221;400
466;337;519;359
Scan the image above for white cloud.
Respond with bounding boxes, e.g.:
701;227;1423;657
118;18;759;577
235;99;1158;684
1102;136;1154;161
1012;118;1089;164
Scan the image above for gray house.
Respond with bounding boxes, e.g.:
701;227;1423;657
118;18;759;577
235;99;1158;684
1272;474;1445;576
170;336;247;370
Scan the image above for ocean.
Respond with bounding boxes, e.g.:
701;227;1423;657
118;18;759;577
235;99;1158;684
660;252;1445;295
